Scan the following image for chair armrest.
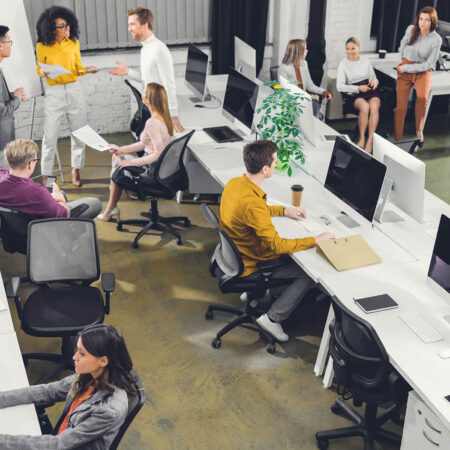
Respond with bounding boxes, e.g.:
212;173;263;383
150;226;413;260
101;273;115;293
256;255;290;273
126;166;145;176
5;277;21;298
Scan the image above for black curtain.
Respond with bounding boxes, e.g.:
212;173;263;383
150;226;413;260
211;0;269;75
376;0;450;52
306;0;327;86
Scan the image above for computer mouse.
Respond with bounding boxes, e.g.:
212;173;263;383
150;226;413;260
194;104;205;108
438;348;450;359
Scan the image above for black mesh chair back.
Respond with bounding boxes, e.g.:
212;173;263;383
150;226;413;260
27;218;100;284
0;206;31;255
270;65;279;81
110;370;147;450
125;79;151;138
200;202;220;228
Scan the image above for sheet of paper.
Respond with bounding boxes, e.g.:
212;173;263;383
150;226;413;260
39;63;71;79
72;125;110;151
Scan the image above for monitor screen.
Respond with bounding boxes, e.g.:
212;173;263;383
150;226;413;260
437;20;450;52
428;214;450;294
223;68;259;131
185;44;208;99
325;137;387;223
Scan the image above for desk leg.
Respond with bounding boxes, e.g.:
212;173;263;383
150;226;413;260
313;305;334;377
323;356;334;389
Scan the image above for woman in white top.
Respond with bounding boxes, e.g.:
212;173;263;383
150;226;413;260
278;39;332;118
97;82;172;221
336;37;380;153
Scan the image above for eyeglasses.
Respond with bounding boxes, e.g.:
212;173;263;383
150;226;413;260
28;157;40;165
55;23;69;30
319;215;332;226
0;40;12;46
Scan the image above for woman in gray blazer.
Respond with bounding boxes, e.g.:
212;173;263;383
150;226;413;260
0;324;136;449
278;39;332;118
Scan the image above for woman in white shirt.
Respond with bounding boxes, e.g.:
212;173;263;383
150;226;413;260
278;39;332;118
336;37;380;153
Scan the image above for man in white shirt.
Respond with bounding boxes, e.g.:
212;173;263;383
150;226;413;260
109;7;184;132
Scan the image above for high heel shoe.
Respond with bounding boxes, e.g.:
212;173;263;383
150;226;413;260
97;207;120;221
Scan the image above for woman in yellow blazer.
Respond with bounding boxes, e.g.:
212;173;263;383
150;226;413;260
36;6;97;186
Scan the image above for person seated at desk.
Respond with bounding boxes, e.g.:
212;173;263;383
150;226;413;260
220;140;335;342
97;82;173;221
336;37;380;153
0;324;135;449
278;39;332;118
0;139;101;219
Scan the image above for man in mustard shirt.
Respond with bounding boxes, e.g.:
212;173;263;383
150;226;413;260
220;140;334;342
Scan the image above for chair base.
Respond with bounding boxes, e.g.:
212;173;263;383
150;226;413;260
23;336;75;384
205;303;277;354
116;198;190;248
315;398;402;450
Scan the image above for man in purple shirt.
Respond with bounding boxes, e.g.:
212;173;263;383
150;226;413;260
0;139;101;219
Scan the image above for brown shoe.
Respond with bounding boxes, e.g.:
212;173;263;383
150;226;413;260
72;168;82;187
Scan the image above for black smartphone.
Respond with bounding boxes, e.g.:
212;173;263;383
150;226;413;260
45;176;56;192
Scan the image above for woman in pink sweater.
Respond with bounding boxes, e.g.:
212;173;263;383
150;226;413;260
97;82;173;221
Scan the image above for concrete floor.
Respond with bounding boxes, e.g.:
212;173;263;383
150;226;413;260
1;112;448;449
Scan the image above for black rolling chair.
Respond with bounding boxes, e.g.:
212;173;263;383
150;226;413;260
116;130;195;248
315;296;411;450
270;65;279;81
6;218;115;384
0;206;32;255
201;203;295;354
125;79;151;140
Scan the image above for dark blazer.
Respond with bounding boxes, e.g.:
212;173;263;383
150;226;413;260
0;374;129;450
0;68;20;168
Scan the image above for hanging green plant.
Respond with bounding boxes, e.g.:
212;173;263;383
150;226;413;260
256;81;310;176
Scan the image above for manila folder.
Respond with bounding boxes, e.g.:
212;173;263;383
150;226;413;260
316;234;382;271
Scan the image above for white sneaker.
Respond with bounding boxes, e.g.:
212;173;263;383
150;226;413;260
256;313;289;342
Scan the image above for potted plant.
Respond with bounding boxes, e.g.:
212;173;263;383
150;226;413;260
255;81;310;176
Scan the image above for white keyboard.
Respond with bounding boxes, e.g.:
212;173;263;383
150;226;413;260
298;216;324;233
400;312;444;343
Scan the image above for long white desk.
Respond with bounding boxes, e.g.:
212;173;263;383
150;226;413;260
0;274;41;436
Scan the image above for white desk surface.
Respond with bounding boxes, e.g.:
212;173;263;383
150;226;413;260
319;261;450;431
0;274;15;335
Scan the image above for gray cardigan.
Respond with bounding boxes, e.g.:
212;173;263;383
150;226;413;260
0;374;128;450
278;61;325;96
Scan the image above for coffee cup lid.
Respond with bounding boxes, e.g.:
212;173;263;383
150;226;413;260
291;184;303;191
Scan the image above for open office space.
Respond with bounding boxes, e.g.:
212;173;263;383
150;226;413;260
0;0;450;449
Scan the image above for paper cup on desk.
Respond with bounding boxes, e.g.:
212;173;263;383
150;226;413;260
378;49;387;59
291;184;304;207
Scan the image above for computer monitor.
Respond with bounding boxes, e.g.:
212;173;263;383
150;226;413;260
325;136;387;226
428;214;450;295
185;44;210;103
222;67;259;134
437;20;450;52
234;36;257;80
372;134;425;223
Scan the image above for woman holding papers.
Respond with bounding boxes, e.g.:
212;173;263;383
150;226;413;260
97;82;173;221
36;6;97;187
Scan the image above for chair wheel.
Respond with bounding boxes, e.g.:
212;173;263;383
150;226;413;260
317;438;329;449
212;338;221;349
331;402;341;415
266;343;276;354
116;223;123;231
205;310;213;320
184;219;191;227
132;241;139;249
177;238;183;245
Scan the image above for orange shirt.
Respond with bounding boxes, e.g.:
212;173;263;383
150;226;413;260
58;385;95;434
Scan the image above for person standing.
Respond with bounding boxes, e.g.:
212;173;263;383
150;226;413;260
109;7;184;133
394;6;442;145
36;6;98;187
0;25;26;169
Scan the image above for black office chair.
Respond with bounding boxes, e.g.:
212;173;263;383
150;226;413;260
270;65;279;82
125;79;151;140
116;130;195;248
0;206;32;255
201;203;295;354
6;218;115;384
315;296;411;450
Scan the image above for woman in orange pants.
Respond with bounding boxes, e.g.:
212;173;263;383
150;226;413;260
394;6;442;145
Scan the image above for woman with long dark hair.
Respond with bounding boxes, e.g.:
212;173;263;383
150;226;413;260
97;82;173;221
394;6;442;145
0;324;136;449
36;6;97;187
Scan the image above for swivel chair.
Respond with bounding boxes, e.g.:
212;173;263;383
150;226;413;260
315;296;411;450
116;130;195;248
125;79;151;140
0;206;32;255
201;203;295;354
6;218;115;384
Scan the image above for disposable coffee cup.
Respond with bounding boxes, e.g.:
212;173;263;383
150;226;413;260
378;49;387;59
291;184;304;207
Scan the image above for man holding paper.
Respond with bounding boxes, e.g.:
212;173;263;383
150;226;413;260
0;25;26;169
220;140;335;342
36;6;97;187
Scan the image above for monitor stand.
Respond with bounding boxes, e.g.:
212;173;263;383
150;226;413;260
374;177;404;223
444;314;450;325
336;213;360;228
189;84;212;104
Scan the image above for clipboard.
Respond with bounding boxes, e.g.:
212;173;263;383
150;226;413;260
316;234;382;271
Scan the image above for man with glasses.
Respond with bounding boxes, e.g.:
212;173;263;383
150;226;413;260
0;139;101;219
0;25;26;169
